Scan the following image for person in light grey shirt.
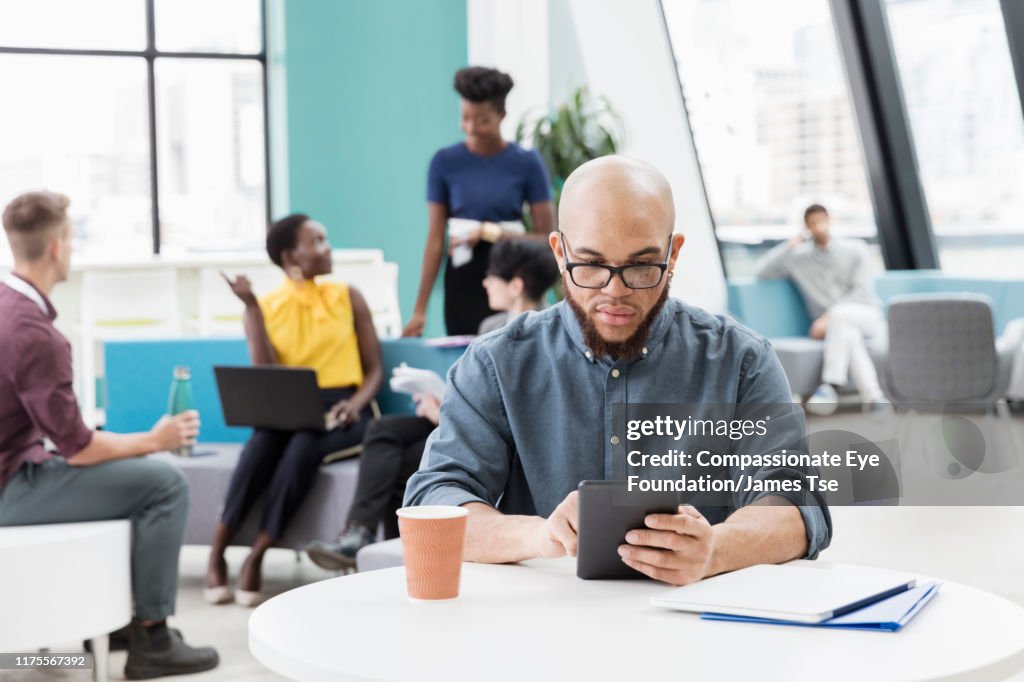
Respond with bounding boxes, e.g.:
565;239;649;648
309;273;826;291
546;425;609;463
405;157;832;586
755;204;885;413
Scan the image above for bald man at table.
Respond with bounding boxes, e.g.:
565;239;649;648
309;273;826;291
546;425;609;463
404;156;832;585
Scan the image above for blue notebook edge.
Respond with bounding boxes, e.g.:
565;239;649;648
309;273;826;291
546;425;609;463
700;582;942;632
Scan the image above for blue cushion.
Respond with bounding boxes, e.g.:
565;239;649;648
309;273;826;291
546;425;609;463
727;278;811;338
730;272;1024;339
377;339;466;415
104;338;465;443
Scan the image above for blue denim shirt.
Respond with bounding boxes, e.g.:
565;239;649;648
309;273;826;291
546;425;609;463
404;298;833;558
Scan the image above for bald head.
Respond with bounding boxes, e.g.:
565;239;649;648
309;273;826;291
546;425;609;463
549;156;683;353
558;156;675;240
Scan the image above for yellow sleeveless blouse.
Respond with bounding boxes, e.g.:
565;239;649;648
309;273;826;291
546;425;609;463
258;278;364;389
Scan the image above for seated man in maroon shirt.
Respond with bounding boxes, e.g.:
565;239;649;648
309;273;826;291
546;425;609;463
0;191;219;680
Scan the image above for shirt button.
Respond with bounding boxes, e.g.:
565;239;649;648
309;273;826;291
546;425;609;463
611;368;620;378
641;347;649;356
610;435;620;445
585;350;593;360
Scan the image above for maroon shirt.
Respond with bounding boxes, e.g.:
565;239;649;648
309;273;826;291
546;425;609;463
0;274;93;487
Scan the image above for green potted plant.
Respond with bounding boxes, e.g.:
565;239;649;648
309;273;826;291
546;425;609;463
516;86;624;209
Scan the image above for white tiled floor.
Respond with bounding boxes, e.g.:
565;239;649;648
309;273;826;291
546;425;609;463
9;411;1024;681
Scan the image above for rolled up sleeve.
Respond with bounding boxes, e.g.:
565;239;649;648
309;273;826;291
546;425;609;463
14;319;93;458
404;341;514;509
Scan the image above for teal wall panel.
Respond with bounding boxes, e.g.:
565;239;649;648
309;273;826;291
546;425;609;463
279;0;467;337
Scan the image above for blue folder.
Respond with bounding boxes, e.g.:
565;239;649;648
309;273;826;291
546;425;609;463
701;582;942;632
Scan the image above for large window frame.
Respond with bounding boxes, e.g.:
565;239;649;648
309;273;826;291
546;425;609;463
659;0;1024;274
0;0;271;255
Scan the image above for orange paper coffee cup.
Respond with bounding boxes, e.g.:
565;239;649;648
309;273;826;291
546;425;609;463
397;505;468;600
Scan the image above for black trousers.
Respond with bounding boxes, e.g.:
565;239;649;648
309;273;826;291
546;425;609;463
347;415;435;539
444;240;495;335
220;387;371;539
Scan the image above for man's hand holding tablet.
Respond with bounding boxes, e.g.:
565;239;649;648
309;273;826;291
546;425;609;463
617;505;715;585
516;486;716;584
532;490;581;558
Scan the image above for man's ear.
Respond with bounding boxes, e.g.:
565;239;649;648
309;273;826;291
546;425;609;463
509;276;525;299
549;232;564;269
669;233;686;270
46;232;63;262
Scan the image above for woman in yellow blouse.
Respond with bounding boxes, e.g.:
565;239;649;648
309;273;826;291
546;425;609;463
205;214;382;606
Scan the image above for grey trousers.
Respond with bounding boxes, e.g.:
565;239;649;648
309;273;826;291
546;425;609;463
0;456;188;621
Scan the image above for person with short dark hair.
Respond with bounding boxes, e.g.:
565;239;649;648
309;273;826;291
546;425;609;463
402;66;556;337
478;237;560;334
755;203;885;413
0;190;219;679
305;236;559;569
205;213;382;605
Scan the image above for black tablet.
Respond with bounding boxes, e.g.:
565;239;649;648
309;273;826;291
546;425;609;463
576;480;682;580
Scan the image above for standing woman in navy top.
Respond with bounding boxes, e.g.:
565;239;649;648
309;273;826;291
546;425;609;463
402;66;555;337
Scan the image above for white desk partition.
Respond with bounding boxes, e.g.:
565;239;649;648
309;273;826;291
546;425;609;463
330;262;402;339
53;248;391;425
196;265;283;337
197;261;402;339
79;267;181;427
250;558;1024;682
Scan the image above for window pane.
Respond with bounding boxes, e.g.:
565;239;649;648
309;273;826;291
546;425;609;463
155;0;261;54
155;59;266;254
885;0;1024;277
662;0;882;276
0;0;145;50
0;55;152;262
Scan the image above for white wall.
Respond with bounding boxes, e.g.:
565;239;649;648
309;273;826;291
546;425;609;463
467;0;727;312
467;0;551;140
565;0;725;312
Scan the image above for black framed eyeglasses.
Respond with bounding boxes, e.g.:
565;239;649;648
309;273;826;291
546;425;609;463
559;232;672;290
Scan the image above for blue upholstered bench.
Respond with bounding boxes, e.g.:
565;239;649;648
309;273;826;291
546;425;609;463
727;272;1024;399
103;337;465;550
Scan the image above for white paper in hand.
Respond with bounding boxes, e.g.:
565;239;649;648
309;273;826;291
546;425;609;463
389;363;446;400
448;219;478;268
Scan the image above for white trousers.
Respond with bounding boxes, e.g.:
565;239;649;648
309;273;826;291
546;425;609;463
821;302;886;402
1005;318;1024;401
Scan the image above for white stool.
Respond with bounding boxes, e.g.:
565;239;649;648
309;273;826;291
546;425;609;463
0;520;132;682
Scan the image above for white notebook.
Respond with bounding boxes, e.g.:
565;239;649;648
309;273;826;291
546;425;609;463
651;562;916;624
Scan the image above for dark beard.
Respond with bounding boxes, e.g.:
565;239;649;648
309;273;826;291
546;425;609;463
565;283;670;361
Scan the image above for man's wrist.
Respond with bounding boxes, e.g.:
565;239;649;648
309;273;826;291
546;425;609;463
142;430;162;454
523;516;548;559
704;525;727;578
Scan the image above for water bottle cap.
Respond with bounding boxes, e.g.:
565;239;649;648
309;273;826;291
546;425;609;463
173;365;191;380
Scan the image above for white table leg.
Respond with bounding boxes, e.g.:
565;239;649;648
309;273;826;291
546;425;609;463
90;634;109;682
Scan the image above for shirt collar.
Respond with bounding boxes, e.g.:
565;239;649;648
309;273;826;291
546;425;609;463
3;273;56;320
556;297;675;364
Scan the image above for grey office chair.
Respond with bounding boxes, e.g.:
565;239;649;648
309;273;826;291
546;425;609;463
873;294;1015;409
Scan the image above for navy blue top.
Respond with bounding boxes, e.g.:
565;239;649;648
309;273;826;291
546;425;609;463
427;142;551;220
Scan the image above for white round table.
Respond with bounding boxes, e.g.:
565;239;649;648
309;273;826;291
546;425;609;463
250;558;1024;682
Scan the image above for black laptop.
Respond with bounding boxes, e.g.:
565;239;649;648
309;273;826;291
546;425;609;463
214;366;328;431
